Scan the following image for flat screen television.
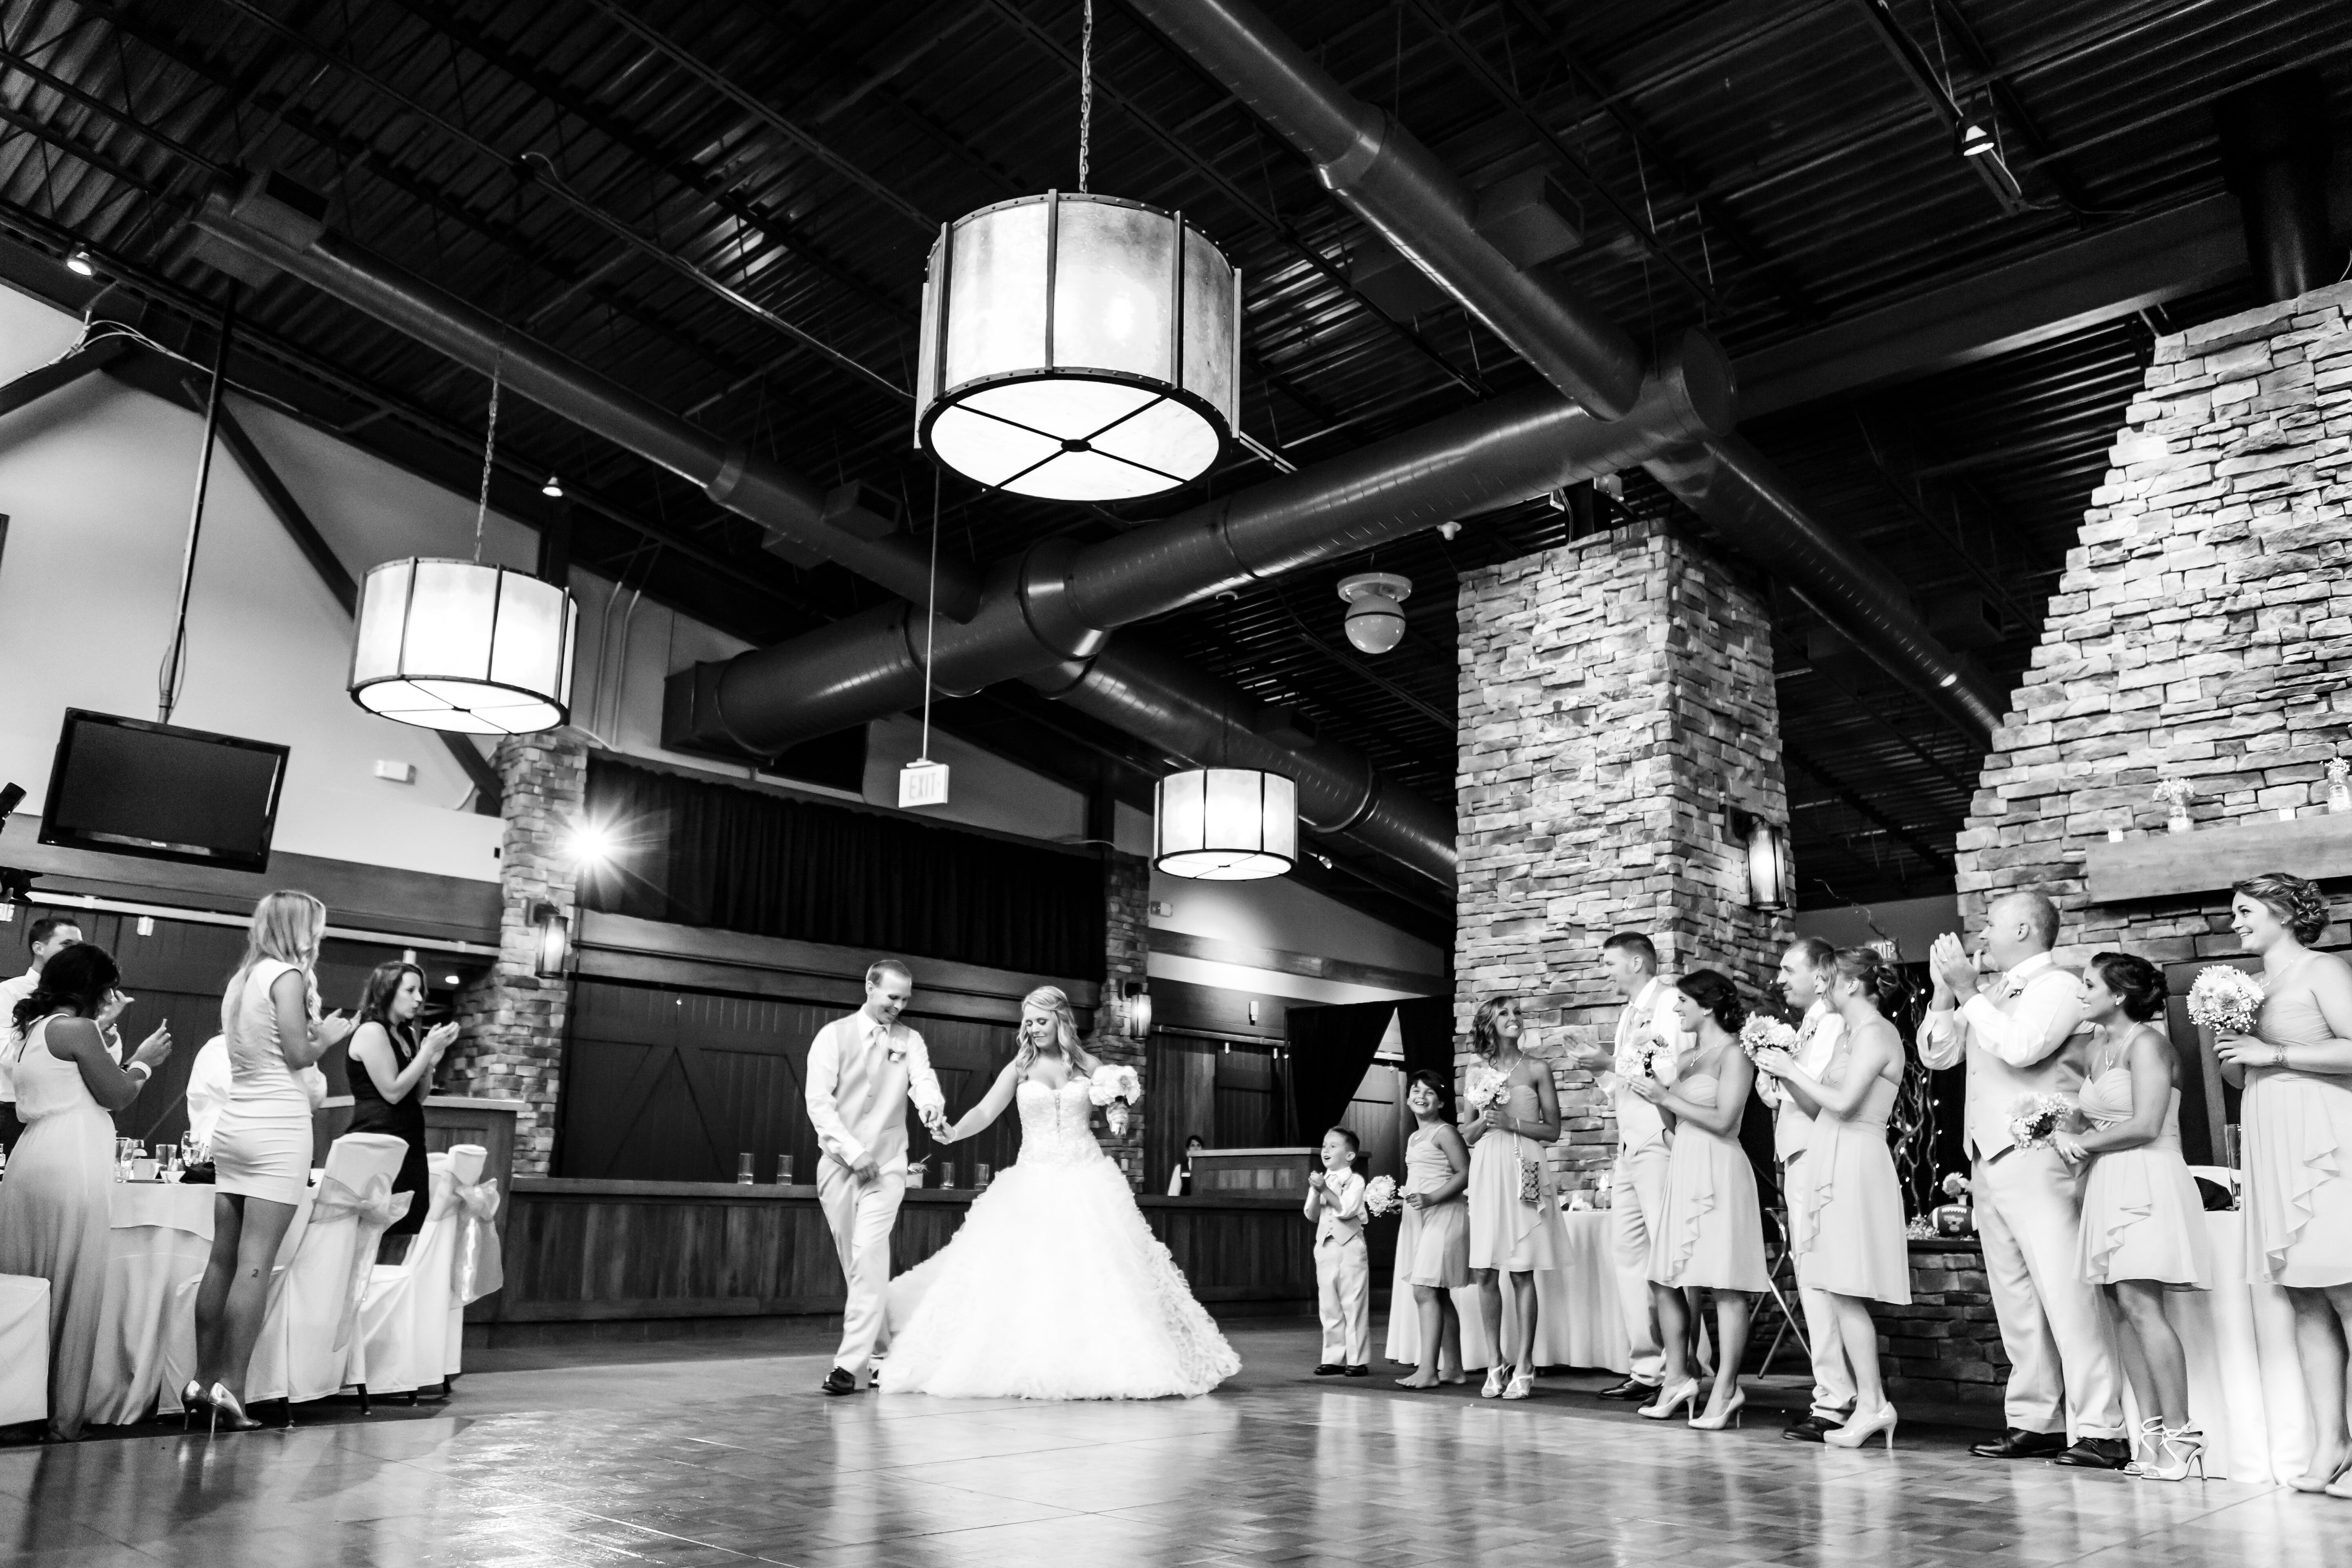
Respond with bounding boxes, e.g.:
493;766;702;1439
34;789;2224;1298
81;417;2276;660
40;710;289;871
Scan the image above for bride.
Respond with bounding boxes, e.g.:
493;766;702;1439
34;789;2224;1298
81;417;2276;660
880;985;1241;1399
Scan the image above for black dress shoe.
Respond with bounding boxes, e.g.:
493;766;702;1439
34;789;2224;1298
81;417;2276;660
1782;1413;1846;1443
1595;1377;1659;1402
820;1367;861;1396
1313;1363;1345;1376
1343;1365;1370;1378
2052;1437;2131;1469
1970;1427;2067;1459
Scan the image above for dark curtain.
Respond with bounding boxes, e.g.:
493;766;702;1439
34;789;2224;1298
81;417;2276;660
1393;996;1457;1112
1286;999;1405;1146
584;759;1105;979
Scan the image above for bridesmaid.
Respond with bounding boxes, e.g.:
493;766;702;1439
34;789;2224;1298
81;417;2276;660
1755;946;1912;1451
1461;994;1568;1400
1628;969;1766;1430
2054;951;2211;1482
1390;1070;1470;1389
2213;871;2352;1495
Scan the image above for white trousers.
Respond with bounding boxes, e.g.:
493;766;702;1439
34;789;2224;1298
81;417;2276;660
1784;1152;1854;1418
819;1157;905;1385
1315;1234;1371;1365
1613;1140;1673;1385
1974;1144;2123;1439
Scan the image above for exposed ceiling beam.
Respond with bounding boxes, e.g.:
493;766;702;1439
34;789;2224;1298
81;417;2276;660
0;334;130;422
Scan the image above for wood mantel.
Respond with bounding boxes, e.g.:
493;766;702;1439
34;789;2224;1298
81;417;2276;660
2086;813;2352;903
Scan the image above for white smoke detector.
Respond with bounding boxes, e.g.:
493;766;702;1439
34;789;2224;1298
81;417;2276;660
1337;572;1413;655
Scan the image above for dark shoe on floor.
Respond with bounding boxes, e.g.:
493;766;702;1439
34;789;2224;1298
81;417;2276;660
1343;1365;1370;1378
1971;1428;2067;1459
1595;1377;1658;1402
1782;1413;1845;1443
2052;1437;2132;1470
1313;1363;1345;1376
820;1367;861;1396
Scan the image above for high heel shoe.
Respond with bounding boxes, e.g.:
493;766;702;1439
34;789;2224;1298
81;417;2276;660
179;1381;210;1432
206;1383;261;1433
1637;1377;1700;1421
2132;1424;2206;1483
1823;1401;1898;1450
1501;1366;1535;1400
1688;1389;1745;1430
2120;1415;2167;1475
1479;1365;1509;1399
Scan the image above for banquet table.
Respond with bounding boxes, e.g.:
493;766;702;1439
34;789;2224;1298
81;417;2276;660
1383;1207;1628;1373
0;1274;49;1426
85;1181;310;1427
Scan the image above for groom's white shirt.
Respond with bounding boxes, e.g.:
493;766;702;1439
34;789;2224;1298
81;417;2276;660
805;1013;945;1172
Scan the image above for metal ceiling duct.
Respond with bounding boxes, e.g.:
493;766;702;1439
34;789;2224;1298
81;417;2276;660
1121;0;1645;421
1136;0;2004;742
2215;70;2341;305
665;332;1731;755
187;175;980;620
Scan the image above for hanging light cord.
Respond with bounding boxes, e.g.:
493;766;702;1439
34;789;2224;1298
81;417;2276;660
919;471;940;762
472;344;506;564
1077;0;1094;193
157;298;236;724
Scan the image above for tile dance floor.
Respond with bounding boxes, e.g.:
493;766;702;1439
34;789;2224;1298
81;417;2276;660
3;1322;2343;1568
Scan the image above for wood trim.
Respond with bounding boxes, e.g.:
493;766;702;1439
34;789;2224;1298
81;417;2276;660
1147;927;1444;994
2086;814;2352;904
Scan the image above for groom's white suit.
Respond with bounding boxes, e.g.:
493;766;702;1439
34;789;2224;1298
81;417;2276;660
806;1005;945;1388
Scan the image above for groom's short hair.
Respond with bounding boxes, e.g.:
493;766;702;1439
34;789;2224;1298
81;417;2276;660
865;957;913;989
1603;931;1657;968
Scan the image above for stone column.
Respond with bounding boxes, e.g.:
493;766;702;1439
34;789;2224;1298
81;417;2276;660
1089;849;1152;1191
1457;519;1793;1191
447;728;588;1176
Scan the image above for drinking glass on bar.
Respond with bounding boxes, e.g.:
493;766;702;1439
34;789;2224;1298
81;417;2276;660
976;1162;991;1187
736;1152;755;1185
775;1154;795;1185
937;1161;955;1190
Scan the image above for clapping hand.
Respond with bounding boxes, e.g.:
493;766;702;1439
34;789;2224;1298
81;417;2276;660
314;1010;355;1048
1929;933;1979;1000
422;1020;462;1062
1307;1169;1327;1193
1751;1047;1796;1080
1624;1074;1665;1104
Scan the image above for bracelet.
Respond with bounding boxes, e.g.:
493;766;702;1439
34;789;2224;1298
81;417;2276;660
124;1062;151;1084
2274;1045;2290;1068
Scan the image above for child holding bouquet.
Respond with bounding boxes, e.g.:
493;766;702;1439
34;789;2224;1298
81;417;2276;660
1305;1127;1371;1376
1387;1070;1470;1389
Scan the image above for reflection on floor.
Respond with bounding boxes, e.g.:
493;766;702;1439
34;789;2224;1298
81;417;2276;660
3;1321;2343;1567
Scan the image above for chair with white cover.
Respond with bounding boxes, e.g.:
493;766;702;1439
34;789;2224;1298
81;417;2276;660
0;1274;50;1428
243;1133;412;1409
355;1149;464;1398
441;1145;501;1383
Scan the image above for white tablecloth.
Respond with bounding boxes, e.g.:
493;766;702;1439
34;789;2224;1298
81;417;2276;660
1383;1208;1628;1373
2140;1209;2307;1483
86;1181;309;1427
0;1274;49;1427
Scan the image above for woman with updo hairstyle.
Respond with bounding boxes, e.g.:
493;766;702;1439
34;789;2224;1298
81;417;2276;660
1756;947;1913;1450
2051;951;2210;1481
2213;871;2352;1494
1626;968;1766;1430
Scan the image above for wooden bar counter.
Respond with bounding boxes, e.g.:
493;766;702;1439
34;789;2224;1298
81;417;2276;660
479;1178;1316;1327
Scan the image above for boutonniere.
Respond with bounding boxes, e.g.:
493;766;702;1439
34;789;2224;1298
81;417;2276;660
884;1035;907;1063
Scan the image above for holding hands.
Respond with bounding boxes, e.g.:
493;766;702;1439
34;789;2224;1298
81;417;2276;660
921;1106;954;1142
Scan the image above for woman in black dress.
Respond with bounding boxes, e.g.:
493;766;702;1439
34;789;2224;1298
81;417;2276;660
346;962;458;1261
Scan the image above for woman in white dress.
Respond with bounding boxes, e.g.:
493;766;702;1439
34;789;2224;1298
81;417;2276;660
882;986;1240;1399
189;891;352;1430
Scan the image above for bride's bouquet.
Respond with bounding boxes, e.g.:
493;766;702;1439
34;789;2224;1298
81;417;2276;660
2187;965;2265;1037
1362;1174;1400;1218
1088;1062;1143;1136
2007;1093;2074;1152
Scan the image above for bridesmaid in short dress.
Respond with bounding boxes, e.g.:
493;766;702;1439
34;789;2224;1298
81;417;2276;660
1627;969;1766;1431
1461;994;1568;1401
1389;1070;1470;1388
1753;946;1913;1452
2054;951;2212;1482
2214;872;2352;1496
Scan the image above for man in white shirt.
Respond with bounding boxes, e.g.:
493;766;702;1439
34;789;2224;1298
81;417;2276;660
184;1035;232;1158
1573;931;1693;1401
1919;890;2124;1467
804;958;948;1394
0;917;84;1154
1766;938;1854;1442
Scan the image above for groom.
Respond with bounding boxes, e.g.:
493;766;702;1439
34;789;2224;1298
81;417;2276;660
805;958;949;1395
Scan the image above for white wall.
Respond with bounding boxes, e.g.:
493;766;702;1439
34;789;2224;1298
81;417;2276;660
1148;868;1446;1005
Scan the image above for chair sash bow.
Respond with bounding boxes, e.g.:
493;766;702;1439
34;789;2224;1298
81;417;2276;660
450;1178;504;1304
310;1171;414;1351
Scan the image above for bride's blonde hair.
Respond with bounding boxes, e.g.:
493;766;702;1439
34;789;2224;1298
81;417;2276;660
1013;984;1100;1079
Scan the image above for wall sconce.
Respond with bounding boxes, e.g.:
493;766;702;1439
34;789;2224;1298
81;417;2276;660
530;900;570;978
1734;812;1792;909
1120;980;1153;1040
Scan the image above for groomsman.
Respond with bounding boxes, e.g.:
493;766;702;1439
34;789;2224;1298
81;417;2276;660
1575;932;1692;1402
1919;892;2126;1467
804;959;949;1394
1766;938;1854;1442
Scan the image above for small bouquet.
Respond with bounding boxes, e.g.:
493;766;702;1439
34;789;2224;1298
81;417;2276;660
1941;1172;1971;1201
1088;1062;1143;1136
1637;1036;1674;1080
2007;1093;2074;1152
2187;965;2266;1037
1464;1063;1511;1112
1737;1015;1799;1064
2151;777;2194;810
1363;1174;1399;1218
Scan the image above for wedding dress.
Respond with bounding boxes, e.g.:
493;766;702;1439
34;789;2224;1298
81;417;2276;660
880;1076;1241;1399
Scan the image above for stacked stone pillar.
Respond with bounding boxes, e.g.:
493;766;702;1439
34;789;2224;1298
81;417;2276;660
1456;519;1793;1191
1089;850;1152;1190
447;728;588;1176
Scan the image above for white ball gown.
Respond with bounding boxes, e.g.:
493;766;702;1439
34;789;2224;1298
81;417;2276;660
880;1076;1241;1399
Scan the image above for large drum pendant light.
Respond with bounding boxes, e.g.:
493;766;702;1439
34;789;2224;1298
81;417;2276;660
1154;767;1297;881
347;348;577;735
913;1;1239;502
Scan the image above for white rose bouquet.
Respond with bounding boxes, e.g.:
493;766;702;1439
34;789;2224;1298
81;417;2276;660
2187;966;2265;1037
1464;1063;1510;1111
1363;1174;1399;1218
1088;1063;1143;1136
2007;1093;2074;1152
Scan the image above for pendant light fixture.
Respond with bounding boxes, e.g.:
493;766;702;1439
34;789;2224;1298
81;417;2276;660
913;0;1240;501
348;348;578;735
1154;767;1297;881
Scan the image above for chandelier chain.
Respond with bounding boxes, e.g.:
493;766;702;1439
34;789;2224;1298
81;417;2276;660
473;344;505;564
1078;0;1093;193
